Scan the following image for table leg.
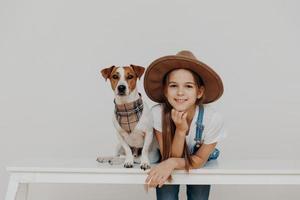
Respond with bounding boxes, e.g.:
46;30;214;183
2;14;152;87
18;183;29;200
5;174;20;200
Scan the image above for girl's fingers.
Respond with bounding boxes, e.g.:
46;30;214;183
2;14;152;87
146;168;157;183
158;176;167;188
177;111;186;120
148;167;157;176
158;182;164;188
145;175;151;184
182;112;187;119
146;177;153;187
147;173;156;186
149;174;159;188
172;109;185;121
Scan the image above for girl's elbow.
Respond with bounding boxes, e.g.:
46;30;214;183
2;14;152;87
191;156;206;169
191;162;203;169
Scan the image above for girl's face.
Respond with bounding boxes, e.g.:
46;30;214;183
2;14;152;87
164;69;204;112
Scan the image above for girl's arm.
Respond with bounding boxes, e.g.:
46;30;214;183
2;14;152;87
155;128;186;157
145;141;217;188
155;128;217;169
170;109;189;157
169;142;217;169
148;127;217;189
171;129;186;157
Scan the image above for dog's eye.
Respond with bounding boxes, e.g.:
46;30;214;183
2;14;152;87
112;75;119;79
127;75;134;79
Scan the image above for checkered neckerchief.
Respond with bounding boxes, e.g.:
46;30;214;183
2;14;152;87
114;94;144;134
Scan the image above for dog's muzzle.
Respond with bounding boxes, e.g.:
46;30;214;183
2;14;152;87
130;147;142;158
117;85;126;95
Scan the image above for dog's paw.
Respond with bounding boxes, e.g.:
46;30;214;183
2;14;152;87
96;156;125;165
123;158;134;168
140;162;151;170
140;156;151;170
109;157;125;165
96;156;112;163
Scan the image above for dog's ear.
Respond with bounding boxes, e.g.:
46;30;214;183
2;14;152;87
130;64;145;80
101;65;116;81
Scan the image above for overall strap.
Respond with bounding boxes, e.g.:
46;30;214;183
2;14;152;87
194;105;204;148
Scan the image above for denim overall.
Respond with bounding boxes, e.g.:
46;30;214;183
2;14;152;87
156;105;218;200
193;105;220;161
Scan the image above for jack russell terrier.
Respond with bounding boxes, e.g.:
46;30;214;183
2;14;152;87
97;65;159;170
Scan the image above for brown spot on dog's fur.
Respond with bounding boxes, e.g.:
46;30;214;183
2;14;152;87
109;67;121;91
101;66;120;90
130;65;145;79
101;65;116;80
124;66;138;93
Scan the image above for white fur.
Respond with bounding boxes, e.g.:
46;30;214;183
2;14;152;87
103;67;158;169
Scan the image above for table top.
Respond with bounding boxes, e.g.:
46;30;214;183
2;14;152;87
6;158;300;175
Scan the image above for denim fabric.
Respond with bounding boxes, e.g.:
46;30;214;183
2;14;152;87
186;184;211;200
156;184;180;200
156;184;210;200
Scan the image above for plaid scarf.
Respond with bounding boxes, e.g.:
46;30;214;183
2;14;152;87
114;93;144;134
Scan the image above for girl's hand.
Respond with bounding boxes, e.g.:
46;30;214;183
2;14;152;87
171;109;188;134
145;159;175;189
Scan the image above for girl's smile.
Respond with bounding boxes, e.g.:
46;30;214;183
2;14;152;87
174;98;187;103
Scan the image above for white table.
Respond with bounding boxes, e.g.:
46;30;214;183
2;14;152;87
5;158;300;200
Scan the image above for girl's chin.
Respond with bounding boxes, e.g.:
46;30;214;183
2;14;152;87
171;104;189;112
170;101;197;111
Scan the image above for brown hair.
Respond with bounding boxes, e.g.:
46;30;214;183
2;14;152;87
161;69;205;171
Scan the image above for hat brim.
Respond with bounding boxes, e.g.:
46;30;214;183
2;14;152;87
144;55;224;104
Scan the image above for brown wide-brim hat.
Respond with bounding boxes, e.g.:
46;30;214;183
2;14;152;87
144;50;224;104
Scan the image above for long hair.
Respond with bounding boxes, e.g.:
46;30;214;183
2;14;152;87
161;69;205;171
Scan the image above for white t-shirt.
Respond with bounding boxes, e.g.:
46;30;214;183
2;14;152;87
151;104;227;153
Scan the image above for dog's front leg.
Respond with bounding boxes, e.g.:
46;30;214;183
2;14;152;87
116;132;134;168
140;130;153;170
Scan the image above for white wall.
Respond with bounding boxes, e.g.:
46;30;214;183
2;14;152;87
1;0;300;199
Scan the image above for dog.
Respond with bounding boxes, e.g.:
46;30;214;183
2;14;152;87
97;65;158;170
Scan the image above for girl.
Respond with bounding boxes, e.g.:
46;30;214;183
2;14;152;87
143;50;226;200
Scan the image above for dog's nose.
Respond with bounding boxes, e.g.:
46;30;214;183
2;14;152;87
117;85;126;93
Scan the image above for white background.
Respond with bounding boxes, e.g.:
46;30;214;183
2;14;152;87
1;0;300;199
